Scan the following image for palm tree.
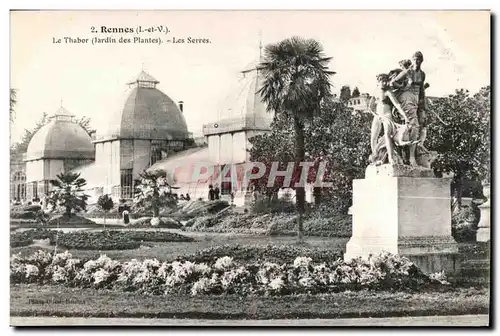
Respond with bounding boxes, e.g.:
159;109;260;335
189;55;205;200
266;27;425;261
49;172;89;217
10;89;17;122
258;36;334;239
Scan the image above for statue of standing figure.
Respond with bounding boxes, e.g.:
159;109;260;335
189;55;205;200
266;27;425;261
369;51;434;168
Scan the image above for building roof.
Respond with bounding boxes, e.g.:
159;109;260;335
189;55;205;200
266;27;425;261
148;146;212;184
26;107;95;161
203;60;273;136
126;71;160;85
101;71;189;141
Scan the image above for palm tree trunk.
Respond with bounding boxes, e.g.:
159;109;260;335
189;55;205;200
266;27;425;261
294;115;305;240
104;211;107;230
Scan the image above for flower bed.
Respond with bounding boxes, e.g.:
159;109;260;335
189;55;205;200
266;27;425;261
11;250;447;296
53;231;140;250
180;244;342;264
186;211;353;238
11;229;60;248
47;230;195;250
47;215;99;228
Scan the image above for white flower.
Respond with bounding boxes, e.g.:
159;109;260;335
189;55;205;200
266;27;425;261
25;264;39;278
151;218;160;226
269;277;284;290
214;256;233;270
194;263;211;275
293;256;312;268
52;251;72;265
429;271;450;285
191;277;210;296
93;269;110;285
52;265;67;283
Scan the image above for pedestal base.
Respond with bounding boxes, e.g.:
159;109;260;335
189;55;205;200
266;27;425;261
476;202;490;242
345;236;459;275
345;165;459;275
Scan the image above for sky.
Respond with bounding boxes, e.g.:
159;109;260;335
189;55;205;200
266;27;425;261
10;10;490;143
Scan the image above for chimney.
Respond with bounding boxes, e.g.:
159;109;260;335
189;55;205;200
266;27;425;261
178;101;184;112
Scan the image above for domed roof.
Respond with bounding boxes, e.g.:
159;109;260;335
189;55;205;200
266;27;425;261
26;107;95;161
216;60;273;126
105;71;189;141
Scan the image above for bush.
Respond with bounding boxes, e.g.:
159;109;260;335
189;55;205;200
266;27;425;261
180;244;342;264
46;230;195;250
10;204;43;219
122;231;194;243
251;197;296;214
47;214;98;228
452;206;479;242
10;228;60;248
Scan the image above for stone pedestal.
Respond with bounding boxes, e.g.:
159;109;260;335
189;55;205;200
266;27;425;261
476;183;491;242
345;164;459;275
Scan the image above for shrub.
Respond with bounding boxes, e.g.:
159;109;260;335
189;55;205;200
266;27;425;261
47;214;98;228
251;197;295;214
46;230;195;250
452;206;479;242
180;244;342;264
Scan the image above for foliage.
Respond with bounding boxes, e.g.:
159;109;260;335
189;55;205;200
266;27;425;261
11;228;59;247
134;170;178;218
45;214;97;228
97;194;114;228
258;36;334;238
351;86;361;98
251;197;296;214
339;85;351;101
186;209;352;237
427;86;491;200
10;88;17;122
97;195;114;213
11;250;439;295
181;244;342;264
249;99;371;213
48;172;89;217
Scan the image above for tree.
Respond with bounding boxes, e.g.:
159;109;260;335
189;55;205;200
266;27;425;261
48;172;89;217
10;89;17;122
97;194;114;229
351;87;360;98
249;98;371;213
340;85;351;101
426;86;490;207
134;169;177;218
258;36;335;239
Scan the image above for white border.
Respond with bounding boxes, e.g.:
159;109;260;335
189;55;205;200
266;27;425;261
2;1;497;335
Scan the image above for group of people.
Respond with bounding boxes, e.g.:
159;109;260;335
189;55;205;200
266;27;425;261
368;51;430;167
208;184;221;201
178;193;191;201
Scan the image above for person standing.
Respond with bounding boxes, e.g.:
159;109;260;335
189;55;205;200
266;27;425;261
214;185;220;200
208;185;215;201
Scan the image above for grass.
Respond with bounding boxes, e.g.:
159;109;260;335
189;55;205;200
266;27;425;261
10;284;489;319
10;231;348;262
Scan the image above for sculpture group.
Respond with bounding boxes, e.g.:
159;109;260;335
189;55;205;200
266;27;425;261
369;51;435;168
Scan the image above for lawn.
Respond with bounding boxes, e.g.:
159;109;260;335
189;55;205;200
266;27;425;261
10;284;489;319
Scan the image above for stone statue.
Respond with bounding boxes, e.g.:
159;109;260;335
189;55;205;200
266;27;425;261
368;52;438;171
368;73;418;166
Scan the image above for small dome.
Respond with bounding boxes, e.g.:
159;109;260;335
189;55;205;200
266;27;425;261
26;107;94;161
106;71;189;140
